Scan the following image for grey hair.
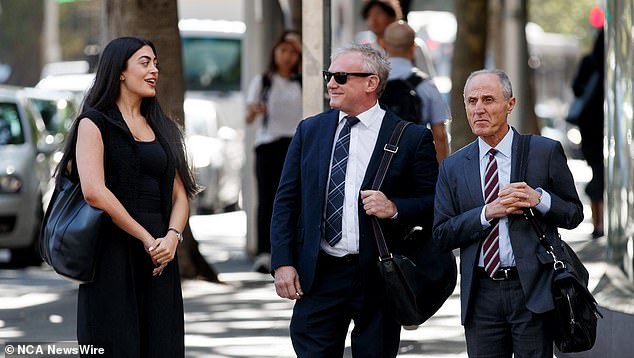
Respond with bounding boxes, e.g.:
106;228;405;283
331;44;391;96
463;69;514;100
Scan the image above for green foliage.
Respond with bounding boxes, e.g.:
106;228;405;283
528;0;601;50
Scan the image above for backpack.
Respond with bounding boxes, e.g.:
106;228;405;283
380;69;429;124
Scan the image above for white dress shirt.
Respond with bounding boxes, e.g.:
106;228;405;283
320;102;384;256
477;128;552;268
245;73;303;146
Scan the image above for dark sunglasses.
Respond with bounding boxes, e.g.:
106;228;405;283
322;71;374;85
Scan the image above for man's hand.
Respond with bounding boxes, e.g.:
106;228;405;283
360;190;397;218
274;266;303;300
498;182;541;215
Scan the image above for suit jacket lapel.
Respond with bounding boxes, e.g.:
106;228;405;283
318;110;340;200
360;111;398;190
464;141;484;206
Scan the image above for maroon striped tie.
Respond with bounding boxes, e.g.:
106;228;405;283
483;149;501;277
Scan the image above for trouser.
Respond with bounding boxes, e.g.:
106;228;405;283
289;252;401;357
254;137;292;255
464;274;553;357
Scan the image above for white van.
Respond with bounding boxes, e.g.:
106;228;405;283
179;19;245;212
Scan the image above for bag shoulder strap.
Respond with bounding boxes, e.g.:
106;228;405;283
406;68;428;88
517;134;561;262
260;73;272;101
370;120;411;258
371;120;411;190
260;73;272;128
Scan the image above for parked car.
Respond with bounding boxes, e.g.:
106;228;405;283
22;87;80;208
0;86;55;265
35;72;94;105
23;87;78;145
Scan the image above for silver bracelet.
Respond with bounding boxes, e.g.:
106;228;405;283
167;227;183;243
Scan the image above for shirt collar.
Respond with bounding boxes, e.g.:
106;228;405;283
478;126;514;160
338;101;384;129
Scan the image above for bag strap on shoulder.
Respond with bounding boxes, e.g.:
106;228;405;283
517;134;563;265
406;68;427;89
260;73;272;128
370;120;411;259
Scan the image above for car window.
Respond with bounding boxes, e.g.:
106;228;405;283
0;103;25;145
29;98;75;135
181;36;241;92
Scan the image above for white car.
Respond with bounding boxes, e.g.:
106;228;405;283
0;87;54;265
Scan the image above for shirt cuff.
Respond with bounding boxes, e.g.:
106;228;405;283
535;188;551;214
390;211;398;219
480;206;491;227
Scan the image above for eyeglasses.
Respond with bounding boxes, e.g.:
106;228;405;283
322;71;374;85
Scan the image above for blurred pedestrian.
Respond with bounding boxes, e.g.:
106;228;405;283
434;69;583;357
271;44;438;357
55;36;198;357
360;0;436;77
381;20;450;162
245;30;302;273
571;28;604;238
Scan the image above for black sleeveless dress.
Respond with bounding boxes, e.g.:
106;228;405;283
77;139;184;358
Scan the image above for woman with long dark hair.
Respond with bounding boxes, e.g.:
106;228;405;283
245;30;302;272
55;36;197;357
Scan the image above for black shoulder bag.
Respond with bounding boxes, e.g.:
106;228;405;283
516;134;602;353
371;121;457;327
39;173;105;283
39;117;107;283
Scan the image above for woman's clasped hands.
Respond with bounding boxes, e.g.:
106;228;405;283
143;234;179;276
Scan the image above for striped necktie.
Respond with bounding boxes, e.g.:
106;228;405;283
325;116;360;246
483;148;501;277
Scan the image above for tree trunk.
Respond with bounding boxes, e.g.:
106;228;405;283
450;0;488;151
522;0;540;134
106;0;220;283
0;0;44;86
105;0;184;119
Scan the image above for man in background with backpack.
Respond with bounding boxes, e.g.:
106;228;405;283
380;21;450;162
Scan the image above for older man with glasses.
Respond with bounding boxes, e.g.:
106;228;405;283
270;44;438;357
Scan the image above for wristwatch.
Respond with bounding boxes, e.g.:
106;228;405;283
535;188;543;207
167;227;183;243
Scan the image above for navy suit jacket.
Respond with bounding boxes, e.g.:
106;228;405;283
270;108;438;296
433;129;584;324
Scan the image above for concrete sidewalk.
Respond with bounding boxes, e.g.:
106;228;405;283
186;211;467;357
184;159;633;357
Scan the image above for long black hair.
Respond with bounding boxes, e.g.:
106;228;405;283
55;36;198;198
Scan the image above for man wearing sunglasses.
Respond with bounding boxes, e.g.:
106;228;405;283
270;44;438;357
